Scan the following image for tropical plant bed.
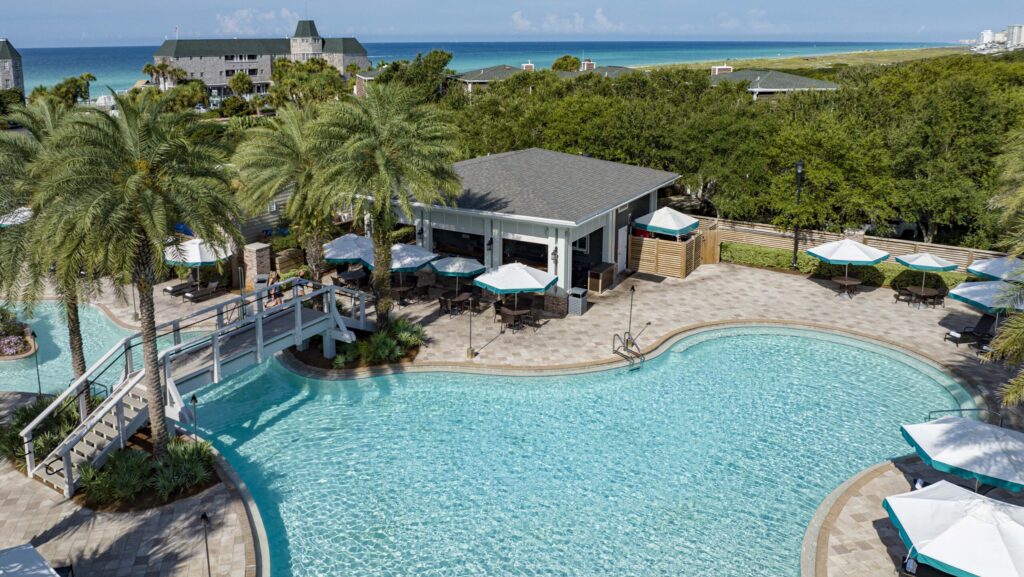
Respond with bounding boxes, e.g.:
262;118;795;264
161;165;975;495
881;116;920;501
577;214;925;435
74;430;220;512
289;319;426;371
0;305;33;360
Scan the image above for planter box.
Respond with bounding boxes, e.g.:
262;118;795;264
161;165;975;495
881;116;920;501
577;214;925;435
0;327;36;361
274;248;305;274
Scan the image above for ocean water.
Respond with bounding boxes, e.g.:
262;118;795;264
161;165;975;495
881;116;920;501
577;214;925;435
194;326;972;577
18;41;945;95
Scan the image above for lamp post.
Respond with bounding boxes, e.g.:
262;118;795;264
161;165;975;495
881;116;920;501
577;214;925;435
190;394;198;441
200;512;212;577
467;305;474;360
627;285;635;345
791;160;805;270
31;330;41;396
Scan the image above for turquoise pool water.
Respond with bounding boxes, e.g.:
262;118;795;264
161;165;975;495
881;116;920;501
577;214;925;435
0;303;134;395
193;326;974;577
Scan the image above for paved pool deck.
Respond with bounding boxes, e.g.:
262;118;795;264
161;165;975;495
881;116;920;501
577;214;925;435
32;262;1024;577
0;393;255;577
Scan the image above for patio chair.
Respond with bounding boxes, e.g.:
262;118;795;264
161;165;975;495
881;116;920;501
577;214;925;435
437;296;451;317
892;283;914;306
926;287;947;309
944;314;997;347
184;280;223;304
492;301;503;324
500;308;519;334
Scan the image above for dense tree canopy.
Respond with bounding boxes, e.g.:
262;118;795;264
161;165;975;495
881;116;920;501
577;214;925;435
29;73;96;107
268;58;347;108
439;52;1024;248
551;55;582;72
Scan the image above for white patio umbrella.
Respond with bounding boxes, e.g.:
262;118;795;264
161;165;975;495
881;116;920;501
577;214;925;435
902;416;1024;492
430;256;486;293
473;262;557;308
163;238;231;268
0;207;32;228
949;281;1024;323
323;233;373;265
362;243;438;273
896;252;958;307
968;256;1024;282
806;239;890;293
633;207;699;237
883;480;1024;577
0;544;59;576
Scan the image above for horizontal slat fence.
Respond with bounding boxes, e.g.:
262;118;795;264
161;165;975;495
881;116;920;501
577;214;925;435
628;232;706;278
694;216;1004;272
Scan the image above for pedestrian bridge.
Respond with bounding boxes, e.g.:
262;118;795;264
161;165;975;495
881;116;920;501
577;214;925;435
19;279;370;496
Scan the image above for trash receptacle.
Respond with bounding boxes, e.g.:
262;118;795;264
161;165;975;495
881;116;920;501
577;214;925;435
568;287;588;316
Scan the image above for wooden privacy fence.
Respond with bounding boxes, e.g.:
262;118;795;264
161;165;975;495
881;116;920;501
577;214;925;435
628;222;719;278
694;216;1003;272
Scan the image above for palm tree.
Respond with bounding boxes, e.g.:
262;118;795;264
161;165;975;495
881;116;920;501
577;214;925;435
31;91;242;456
0;98;94;380
233;104;333;283
143;62;187;91
314;83;462;326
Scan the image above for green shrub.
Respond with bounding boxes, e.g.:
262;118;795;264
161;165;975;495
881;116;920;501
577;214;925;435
391;318;426;348
0;397;80;471
269;232;300;253
149;437;215;503
78;449;153;507
219;95;249;117
720;242;968;288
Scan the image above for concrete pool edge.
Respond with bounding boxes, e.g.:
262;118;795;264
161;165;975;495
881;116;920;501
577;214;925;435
177;425;268;577
278;318;991;413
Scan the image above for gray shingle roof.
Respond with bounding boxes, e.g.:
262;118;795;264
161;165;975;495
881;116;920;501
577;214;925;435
451;148;679;224
0;40;20;60
294;20;320;38
155;36;366;58
557;66;638;80
456;64;522;83
710;69;838;92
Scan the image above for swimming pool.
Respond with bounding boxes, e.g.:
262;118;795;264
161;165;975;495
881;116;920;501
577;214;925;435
0;303;134;395
193;326;975;577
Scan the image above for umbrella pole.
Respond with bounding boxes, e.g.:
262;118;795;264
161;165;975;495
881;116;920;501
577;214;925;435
921;271;926;293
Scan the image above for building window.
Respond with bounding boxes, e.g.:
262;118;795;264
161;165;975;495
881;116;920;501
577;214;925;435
572;236;589;254
248;54;258;61
248;68;258;76
225;70;235;77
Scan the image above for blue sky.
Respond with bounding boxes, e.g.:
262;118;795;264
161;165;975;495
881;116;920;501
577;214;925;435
2;1;1020;47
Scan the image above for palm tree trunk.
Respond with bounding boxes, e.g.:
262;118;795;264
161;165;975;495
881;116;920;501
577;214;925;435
304;233;326;286
370;224;393;330
134;251;169;457
63;289;87;379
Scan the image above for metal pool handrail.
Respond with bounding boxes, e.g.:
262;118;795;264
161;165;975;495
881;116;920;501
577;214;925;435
926;407;1004;427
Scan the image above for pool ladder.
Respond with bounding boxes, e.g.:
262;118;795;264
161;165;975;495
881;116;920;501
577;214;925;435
613;332;646;370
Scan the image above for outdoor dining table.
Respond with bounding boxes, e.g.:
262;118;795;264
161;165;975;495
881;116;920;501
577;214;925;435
907;286;939;309
832;276;862;299
392;285;414;307
336;269;366;284
442;291;472;314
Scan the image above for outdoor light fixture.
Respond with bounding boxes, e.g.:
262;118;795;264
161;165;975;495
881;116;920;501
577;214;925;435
416;227;424;240
200;512;212;577
486;238;493;250
791;160;805;270
190;394;199;441
31;330;41;396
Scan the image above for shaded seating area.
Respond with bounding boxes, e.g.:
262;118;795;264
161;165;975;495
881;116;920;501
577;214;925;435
806;238;889;299
184;280;225;304
944;314;997;347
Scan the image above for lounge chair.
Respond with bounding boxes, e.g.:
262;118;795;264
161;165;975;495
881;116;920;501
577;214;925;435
162;280;194;297
944;314;997;347
892;283;913;306
184;281;223;304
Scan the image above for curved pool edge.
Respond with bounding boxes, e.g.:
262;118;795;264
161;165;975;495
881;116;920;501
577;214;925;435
178;425;269;577
279;318;993;417
798;455;914;577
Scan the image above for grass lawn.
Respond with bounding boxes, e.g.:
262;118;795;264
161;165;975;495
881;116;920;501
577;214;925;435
645;46;970;73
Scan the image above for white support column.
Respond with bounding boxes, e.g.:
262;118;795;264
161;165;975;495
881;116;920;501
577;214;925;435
62;450;74;498
294;298;307;351
211;334;222;383
548;227;572;293
648;191;658;213
124;339;134;375
115;400;126;449
255;311;265;363
603;211;616;263
488;220;503;269
418;208;433;251
22;435;34;474
322;331;336;358
172;320;181;346
215;305;224;330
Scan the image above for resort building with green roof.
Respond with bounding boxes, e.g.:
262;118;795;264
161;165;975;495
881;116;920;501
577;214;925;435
0;39;24;95
153;20;369;97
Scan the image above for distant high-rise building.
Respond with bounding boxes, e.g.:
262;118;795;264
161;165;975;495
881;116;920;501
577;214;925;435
1009;25;1024;46
980;29;995;44
995;30;1008;44
153;20;369;97
0;38;24;95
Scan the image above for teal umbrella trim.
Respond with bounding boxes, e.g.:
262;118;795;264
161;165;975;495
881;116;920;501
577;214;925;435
805;251;889;266
883;497;986;577
634;221;699;236
900;426;1024;493
948;290;1000;315
895;257;957;272
966;267;1007;281
165;259;221;268
473;275;558;295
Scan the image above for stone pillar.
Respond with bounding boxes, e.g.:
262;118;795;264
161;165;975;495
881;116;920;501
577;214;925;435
243;242;271;291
